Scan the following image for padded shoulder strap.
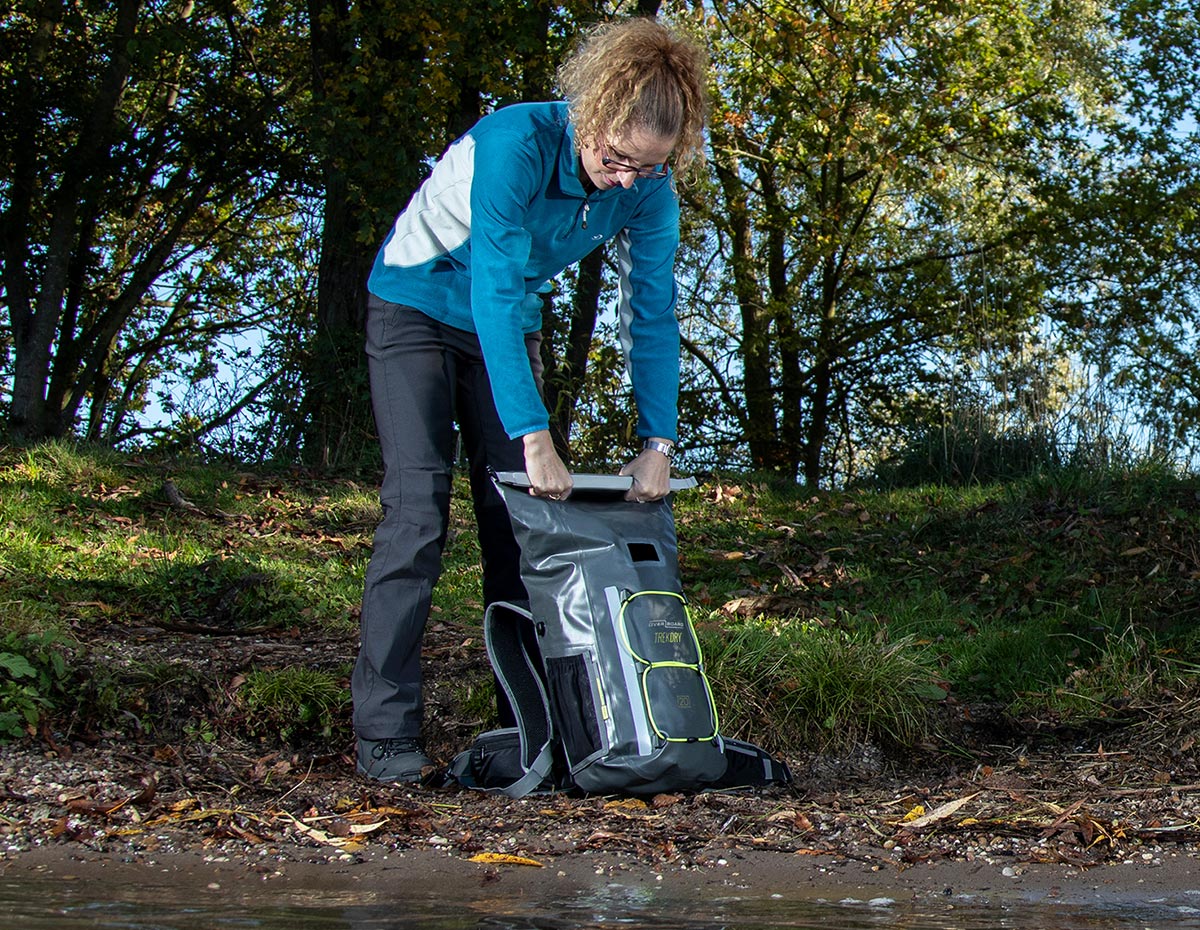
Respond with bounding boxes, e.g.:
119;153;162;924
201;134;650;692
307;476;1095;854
483;600;556;798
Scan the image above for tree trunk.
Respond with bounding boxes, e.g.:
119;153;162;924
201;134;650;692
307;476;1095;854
543;248;604;459
712;157;773;467
298;169;376;468
297;0;402;468
5;0;140;440
804;251;839;486
762;168;803;481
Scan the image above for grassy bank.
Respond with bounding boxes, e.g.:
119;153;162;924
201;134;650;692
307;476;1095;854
2;441;1199;764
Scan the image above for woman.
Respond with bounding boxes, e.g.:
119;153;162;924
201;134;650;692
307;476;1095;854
353;17;709;782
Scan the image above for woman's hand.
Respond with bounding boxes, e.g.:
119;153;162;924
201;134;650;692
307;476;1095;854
619;440;672;502
523;430;573;500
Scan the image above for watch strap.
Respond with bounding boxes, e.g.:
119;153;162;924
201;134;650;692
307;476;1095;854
643;439;675;460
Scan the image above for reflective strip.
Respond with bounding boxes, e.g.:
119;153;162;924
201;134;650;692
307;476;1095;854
605;585;652;755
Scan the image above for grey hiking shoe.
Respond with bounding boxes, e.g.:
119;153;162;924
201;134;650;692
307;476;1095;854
357;736;432;783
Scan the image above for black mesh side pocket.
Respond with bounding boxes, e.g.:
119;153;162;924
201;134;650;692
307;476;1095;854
544;654;604;765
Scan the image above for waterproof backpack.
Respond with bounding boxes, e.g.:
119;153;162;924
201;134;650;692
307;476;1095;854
448;472;791;797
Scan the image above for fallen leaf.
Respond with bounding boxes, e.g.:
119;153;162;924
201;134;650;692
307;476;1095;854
468;853;544;867
131;779;156;808
604;798;648;811
705;484;742;503
348;821;390;835
66;797;128;817
369;805;422;817
899;794;979;830
276;812;362;850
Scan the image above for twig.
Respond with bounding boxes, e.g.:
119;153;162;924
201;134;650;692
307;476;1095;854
1109;783;1200;797
276;758;315;803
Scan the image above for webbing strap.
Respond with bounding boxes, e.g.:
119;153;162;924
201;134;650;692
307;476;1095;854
497;742;554;798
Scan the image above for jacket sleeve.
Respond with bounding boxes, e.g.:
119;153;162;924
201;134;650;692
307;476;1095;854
467;130;551;440
615;179;682;443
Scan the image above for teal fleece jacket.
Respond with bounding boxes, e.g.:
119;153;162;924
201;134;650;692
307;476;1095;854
368;101;681;443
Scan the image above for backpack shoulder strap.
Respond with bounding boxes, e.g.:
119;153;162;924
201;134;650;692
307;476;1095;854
481;600;556;798
446;730;555;797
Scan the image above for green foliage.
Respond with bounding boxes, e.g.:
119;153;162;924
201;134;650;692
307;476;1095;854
138;554;309;632
2;0;314;444
938;614;1083;702
239;667;350;743
0;631;72;742
677;461;1200;743
0;441;126;491
703;621;940;752
5;442;1200;759
871;409;1072;488
1033;624;1200;721
673;0;1122;481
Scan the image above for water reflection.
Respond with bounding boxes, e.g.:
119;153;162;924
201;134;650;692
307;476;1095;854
4;876;1200;929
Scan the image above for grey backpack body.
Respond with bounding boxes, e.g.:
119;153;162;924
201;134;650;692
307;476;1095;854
447;473;788;797
495;473;727;795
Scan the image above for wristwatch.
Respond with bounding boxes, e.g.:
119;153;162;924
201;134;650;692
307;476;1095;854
642;439;675;460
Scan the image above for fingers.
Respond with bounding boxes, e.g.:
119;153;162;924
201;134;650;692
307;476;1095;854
522;430;572;500
621;450;670;502
624;475;668;503
528;482;571;501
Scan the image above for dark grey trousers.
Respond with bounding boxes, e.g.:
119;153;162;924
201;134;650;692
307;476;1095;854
352;295;539;739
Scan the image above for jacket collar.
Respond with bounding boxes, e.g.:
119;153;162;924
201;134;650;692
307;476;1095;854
561;119;627;199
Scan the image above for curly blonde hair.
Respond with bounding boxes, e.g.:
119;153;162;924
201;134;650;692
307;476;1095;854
558;18;709;186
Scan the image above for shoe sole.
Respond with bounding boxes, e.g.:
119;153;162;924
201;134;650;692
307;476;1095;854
356;760;430;784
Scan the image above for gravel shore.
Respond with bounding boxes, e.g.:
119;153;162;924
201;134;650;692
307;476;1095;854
4;737;1200;912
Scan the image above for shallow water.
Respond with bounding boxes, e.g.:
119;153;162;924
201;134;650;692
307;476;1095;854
6;876;1200;929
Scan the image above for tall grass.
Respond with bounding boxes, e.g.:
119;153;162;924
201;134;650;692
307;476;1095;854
701;620;942;753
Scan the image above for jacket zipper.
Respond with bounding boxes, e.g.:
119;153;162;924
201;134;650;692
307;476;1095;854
581;199;591;230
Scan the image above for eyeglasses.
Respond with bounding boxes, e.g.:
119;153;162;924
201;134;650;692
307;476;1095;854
600;142;670;179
